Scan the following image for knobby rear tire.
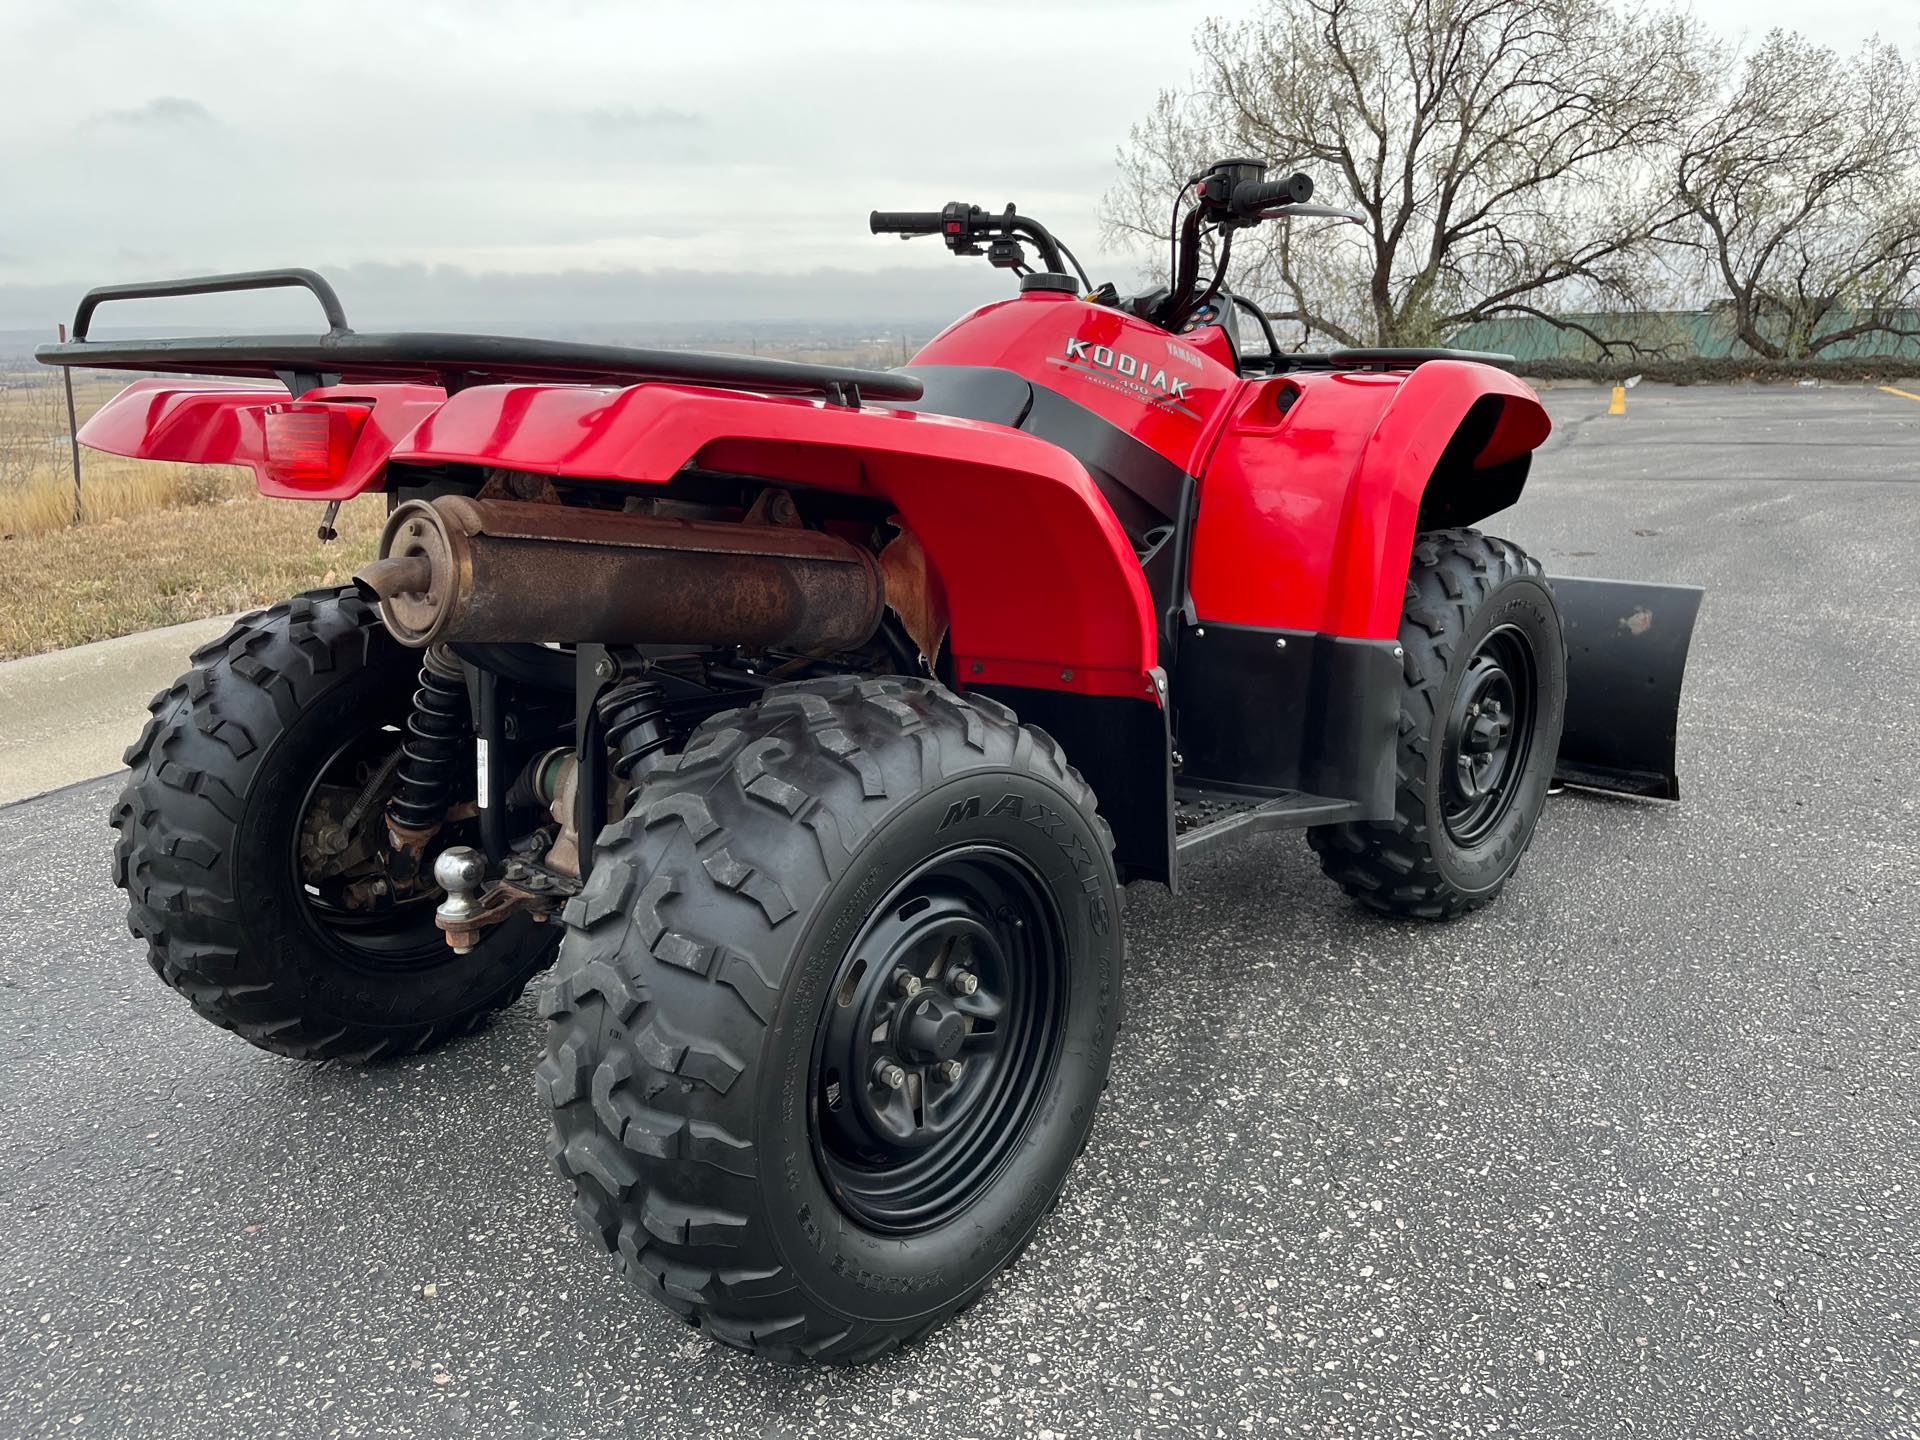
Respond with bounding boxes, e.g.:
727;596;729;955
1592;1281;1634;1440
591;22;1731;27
538;675;1122;1364
109;587;559;1062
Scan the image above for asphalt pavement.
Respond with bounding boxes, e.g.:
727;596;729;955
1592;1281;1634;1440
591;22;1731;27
1;383;1916;1439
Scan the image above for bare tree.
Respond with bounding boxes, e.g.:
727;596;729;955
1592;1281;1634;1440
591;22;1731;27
1673;32;1920;360
1106;0;1712;348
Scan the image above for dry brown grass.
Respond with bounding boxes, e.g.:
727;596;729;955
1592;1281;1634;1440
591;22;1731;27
0;491;383;660
0;459;249;537
0;372;257;537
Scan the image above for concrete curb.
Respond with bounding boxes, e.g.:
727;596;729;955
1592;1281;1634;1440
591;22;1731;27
0;614;240;806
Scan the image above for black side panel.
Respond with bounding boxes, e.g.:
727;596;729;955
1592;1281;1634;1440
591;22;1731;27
897;365;1190;533
1020;381;1191;527
970;682;1174;888
1171;623;1402;816
897;364;1198;658
1137;475;1199;663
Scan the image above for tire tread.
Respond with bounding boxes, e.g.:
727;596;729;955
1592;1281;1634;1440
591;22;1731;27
109;586;551;1060
541;675;1113;1363
1307;528;1550;920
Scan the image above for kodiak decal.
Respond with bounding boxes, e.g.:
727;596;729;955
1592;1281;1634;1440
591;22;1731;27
1052;336;1201;418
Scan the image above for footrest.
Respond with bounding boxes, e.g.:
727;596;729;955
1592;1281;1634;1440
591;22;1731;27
1172;784;1363;862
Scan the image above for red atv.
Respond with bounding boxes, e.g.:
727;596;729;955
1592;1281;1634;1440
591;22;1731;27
41;159;1698;1363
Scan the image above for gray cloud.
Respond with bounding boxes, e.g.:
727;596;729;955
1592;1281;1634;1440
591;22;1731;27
86;96;215;129
12;0;1882;332
3;3;1230;318
582;105;705;132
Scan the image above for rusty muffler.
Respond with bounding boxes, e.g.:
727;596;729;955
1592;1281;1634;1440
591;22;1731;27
357;496;885;651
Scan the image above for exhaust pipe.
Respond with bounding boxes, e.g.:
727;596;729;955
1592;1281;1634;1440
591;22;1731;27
357;495;885;652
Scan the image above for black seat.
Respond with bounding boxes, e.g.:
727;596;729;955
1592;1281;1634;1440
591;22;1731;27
887;365;1035;428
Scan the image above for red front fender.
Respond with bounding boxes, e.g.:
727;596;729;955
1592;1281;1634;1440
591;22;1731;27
1191;360;1551;639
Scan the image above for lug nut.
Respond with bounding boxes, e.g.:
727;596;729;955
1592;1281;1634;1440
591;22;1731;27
894;971;922;998
949;970;980;996
938;1060;964;1083
874;1060;907;1091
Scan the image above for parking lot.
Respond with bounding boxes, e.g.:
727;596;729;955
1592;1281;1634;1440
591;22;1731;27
1;382;1916;1438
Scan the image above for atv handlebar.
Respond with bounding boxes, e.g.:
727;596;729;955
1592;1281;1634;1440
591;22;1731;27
1231;171;1314;216
870;202;1075;282
871;161;1326;331
868;211;946;237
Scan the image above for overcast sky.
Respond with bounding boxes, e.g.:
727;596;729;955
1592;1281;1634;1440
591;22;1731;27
1;0;1912;332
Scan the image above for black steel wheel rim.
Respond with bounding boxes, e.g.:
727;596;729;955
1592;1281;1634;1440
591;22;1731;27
1440;623;1538;846
809;845;1069;1234
290;722;457;968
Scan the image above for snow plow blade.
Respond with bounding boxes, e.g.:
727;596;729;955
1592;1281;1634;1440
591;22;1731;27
1550;575;1704;801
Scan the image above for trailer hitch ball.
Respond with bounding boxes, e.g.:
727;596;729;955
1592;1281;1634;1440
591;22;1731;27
433;846;488;954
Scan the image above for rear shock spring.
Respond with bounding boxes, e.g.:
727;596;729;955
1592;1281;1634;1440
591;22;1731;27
387;645;470;835
597;677;671;783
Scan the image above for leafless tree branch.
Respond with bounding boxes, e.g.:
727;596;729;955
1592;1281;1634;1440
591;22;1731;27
1673;32;1920;358
1105;0;1715;346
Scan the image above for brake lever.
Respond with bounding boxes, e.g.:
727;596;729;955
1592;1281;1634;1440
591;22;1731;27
1257;204;1367;224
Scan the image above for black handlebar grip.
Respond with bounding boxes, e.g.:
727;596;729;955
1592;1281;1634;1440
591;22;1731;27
1231;172;1315;213
869;211;946;236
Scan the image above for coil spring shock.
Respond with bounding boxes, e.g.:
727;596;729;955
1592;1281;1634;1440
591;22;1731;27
598;677;670;783
387;645;469;838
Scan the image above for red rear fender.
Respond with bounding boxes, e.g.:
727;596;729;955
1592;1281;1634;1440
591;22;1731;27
77;376;1155;697
398;384;1159;699
75;379;445;499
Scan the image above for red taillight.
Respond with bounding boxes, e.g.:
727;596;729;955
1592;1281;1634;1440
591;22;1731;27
262;404;367;488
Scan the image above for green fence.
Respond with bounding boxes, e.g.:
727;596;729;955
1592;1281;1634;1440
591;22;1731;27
1450;309;1920;363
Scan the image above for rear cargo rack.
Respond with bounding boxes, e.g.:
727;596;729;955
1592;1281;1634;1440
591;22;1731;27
34;268;923;405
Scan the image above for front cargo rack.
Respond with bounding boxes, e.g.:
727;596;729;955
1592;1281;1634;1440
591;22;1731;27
34;267;924;406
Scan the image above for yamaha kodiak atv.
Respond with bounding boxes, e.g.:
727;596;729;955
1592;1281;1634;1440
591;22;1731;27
40;157;1700;1363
